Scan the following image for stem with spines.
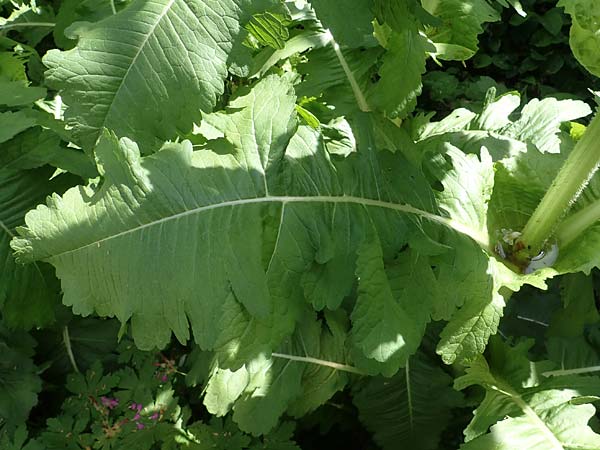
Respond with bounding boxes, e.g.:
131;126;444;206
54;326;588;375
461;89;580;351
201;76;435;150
518;112;600;258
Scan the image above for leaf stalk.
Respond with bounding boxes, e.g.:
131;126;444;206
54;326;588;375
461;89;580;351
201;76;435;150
518;112;600;257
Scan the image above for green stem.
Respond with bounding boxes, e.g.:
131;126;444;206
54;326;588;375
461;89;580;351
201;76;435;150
326;30;371;112
543;365;600;377
0;22;55;31
63;326;80;373
519;112;600;256
271;352;366;375
555;198;600;247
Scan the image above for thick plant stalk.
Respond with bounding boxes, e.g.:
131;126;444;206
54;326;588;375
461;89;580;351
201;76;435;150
519;112;600;256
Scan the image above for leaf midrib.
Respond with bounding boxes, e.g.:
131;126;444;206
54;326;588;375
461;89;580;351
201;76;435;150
41;194;489;261
492;381;564;450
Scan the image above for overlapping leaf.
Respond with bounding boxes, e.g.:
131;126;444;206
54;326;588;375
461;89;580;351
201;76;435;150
13;75;513;375
44;0;278;152
205;310;348;435
457;338;600;450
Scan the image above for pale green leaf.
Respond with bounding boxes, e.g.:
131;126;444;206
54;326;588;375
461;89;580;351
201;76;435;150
44;0;277;152
504;98;592;154
456;338;600;449
13;75;537;381
559;0;600;78
207;311;347;435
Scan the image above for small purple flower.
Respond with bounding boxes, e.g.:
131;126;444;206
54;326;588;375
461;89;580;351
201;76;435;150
133;412;141;420
100;396;119;409
136;422;145;430
150;412;159;421
129;402;143;412
161;374;168;382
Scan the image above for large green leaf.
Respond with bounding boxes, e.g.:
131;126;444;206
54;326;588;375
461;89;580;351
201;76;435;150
353;351;462;450
12;76;545;376
12;76;434;358
44;0;276;152
457;338;600;450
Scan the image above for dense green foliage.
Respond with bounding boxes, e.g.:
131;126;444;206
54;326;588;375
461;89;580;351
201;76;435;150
2;0;600;448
